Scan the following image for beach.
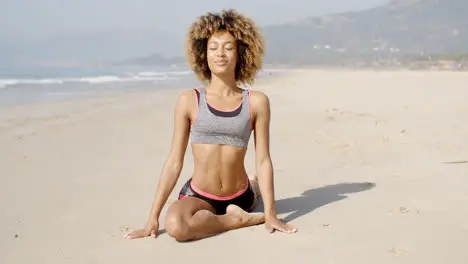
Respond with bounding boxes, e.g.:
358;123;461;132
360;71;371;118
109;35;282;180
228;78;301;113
1;69;468;263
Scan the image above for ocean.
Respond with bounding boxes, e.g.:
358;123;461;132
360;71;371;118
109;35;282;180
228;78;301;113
0;66;282;107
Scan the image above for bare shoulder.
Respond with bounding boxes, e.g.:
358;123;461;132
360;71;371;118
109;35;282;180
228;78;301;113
176;89;197;105
174;89;198;112
249;90;271;112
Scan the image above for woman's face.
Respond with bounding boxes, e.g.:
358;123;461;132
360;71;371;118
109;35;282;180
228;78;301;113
206;30;238;78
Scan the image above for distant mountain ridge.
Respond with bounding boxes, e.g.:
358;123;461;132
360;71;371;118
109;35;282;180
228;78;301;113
118;0;468;67
263;0;468;64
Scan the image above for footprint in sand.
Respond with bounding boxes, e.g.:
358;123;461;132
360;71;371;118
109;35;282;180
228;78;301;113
117;226;130;238
389;247;409;256
388;206;420;215
399;207;410;214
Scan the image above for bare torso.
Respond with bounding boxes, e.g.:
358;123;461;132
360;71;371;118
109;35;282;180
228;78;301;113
191;144;248;196
188;88;250;196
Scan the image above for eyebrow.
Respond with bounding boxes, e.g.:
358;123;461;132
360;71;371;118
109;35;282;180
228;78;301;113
208;40;234;44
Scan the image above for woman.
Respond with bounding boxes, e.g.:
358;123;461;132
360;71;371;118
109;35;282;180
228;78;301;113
127;9;297;242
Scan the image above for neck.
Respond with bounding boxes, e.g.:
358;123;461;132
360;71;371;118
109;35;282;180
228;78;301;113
206;74;238;96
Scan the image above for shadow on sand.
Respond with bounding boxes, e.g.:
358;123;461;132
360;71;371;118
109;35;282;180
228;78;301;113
254;182;376;223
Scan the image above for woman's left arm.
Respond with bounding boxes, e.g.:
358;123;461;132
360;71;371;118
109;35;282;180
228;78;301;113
251;90;297;234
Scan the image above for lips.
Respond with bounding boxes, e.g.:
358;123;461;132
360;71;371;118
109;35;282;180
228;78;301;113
214;60;228;65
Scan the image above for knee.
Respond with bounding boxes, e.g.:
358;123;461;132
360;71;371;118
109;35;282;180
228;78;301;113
165;214;191;242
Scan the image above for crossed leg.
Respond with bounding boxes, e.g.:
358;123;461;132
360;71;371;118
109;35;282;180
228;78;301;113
164;174;263;242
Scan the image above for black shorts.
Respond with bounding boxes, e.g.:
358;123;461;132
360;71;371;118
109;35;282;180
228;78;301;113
178;178;256;215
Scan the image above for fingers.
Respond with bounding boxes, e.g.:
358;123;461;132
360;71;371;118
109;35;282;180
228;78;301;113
275;223;290;233
268;221;284;232
267;219;298;234
125;230;145;239
284;223;298;233
266;224;274;233
125;233;139;239
278;219;298;233
125;229;151;239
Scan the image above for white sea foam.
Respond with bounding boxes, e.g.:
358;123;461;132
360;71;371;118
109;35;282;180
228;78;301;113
0;70;190;89
0;79;18;89
0;78;64;88
0;69;285;89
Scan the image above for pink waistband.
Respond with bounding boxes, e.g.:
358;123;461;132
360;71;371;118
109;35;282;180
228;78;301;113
190;177;249;201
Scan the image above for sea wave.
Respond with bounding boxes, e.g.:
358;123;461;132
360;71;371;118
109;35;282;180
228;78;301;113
0;68;284;89
0;71;192;89
0;78;65;88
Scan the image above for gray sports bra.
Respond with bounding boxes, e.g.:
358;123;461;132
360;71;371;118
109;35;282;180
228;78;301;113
190;87;252;147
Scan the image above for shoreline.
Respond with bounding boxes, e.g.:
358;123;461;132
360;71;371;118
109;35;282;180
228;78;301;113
0;67;288;107
2;66;467;108
0;68;288;110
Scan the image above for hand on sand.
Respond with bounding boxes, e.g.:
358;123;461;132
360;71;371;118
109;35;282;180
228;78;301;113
265;216;297;234
126;219;159;239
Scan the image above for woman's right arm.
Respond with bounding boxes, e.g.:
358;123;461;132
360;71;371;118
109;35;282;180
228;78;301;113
127;90;192;239
146;90;192;220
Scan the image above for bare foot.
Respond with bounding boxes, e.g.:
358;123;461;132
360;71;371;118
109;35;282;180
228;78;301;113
248;173;260;198
226;204;265;227
249;172;258;181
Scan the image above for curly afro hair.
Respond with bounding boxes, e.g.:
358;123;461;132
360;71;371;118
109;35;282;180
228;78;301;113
185;9;265;86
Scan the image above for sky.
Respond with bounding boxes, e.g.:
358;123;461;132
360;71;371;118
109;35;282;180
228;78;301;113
1;0;389;38
0;0;390;68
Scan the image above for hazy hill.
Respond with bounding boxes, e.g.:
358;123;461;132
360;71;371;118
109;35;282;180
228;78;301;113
263;0;468;64
119;0;468;67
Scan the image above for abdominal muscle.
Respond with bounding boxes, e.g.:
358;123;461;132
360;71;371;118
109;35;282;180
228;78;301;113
190;143;249;197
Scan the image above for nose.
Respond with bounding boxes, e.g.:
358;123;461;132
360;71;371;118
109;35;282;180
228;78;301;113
216;48;226;57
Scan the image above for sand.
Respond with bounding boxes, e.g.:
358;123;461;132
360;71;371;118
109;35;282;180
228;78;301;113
1;69;468;264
